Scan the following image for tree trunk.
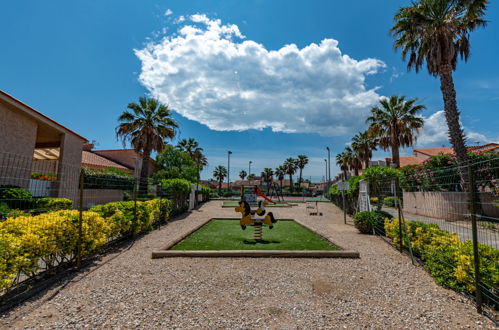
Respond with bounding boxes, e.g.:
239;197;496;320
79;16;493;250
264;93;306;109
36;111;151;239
280;179;283;188
354;167;359;176
139;150;150;195
364;157;369;170
439;65;469;188
343;170;347;180
218;179;222;194
391;143;400;168
289;174;293;193
299;168;303;185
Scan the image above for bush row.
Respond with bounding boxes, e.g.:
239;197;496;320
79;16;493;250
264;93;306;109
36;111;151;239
82;167;135;190
0;199;172;291
384;218;499;298
353;210;393;236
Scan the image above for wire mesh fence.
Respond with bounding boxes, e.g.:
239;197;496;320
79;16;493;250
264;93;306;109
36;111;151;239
365;157;499;320
0;151;203;309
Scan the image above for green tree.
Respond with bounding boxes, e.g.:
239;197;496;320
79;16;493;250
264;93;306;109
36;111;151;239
261;168;274;193
283;158;298;192
275;166;286;188
296;155;309;184
367;95;425;168
213;165;227;193
352;131;377;170
239;170;247;180
390;0;488;177
116;97;178;194
344;146;363;176
154;145;199;183
336;152;350;180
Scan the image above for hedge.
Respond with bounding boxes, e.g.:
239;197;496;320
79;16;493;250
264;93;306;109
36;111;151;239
0;198;172;291
35;197;73;211
82;168;135;190
385;218;499;297
0;186;33;209
353;210;393;235
160;179;191;214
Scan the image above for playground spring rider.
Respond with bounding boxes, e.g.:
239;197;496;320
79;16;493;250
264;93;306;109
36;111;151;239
234;186;277;241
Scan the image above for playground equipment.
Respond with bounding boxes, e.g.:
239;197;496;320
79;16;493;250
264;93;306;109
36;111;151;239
266;182;284;203
235;186;278;240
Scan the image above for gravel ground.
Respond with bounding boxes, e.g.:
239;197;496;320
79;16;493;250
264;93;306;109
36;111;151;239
0;201;495;329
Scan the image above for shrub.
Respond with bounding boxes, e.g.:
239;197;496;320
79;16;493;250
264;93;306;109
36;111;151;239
35;197;72;211
31;172;57;181
383;196;397;208
384;218;499;297
353;210;393;235
160;179;191;213
82;168;135;190
0;186;33;209
0;202;10;220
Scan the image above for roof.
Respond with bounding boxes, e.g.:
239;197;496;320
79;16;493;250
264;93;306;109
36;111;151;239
92;149;141;169
414;143;499;157
0;89;87;142
81;151;131;171
386;156;424;167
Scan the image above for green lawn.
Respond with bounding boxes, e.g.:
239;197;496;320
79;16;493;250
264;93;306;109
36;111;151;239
171;219;339;250
222;201;291;207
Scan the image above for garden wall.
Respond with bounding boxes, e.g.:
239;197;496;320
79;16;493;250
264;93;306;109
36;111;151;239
403;191;499;221
82;189;124;208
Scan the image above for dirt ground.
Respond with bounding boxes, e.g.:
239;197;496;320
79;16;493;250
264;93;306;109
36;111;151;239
0;201;495;329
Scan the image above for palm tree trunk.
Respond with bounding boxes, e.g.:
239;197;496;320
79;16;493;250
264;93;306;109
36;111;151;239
299;168;303;185
280;179;283;188
364;157;369;170
391;144;400;168
218;179;222;194
354;168;359;176
289;174;293;193
439;65;469;187
139;151;150;195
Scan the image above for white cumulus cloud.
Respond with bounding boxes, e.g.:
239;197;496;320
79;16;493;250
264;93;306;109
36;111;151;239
135;14;386;136
164;9;173;16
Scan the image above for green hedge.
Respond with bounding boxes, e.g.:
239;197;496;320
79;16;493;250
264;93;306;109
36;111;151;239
353;210;393;235
160;179;192;214
35;197;73;211
82;168;135;190
0;186;33;209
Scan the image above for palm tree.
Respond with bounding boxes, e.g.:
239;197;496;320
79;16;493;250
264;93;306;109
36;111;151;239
367;95;425;168
116;96;178;194
177;138;201;157
261;168;274;193
213;165;227;194
296;155;309;185
390;0;488;178
336;152;349;180
352;131;378;170
192;151;208;181
239;170;247;180
275;166;285;188
283;158;298;192
344;147;363;176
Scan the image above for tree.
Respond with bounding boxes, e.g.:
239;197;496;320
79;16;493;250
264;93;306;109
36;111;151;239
283;158;298;192
296;155;309;185
390;0;488;179
352;131;377;170
116;97;178;194
177;138;201;158
336;152;349;180
153;145;199;183
367;95;425;168
213;165;227;193
239;170;247;180
248;173;256;181
344;147;363;176
261;168;274;193
275;166;285;188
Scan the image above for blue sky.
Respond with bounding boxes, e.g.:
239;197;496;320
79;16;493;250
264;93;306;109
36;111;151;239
1;0;498;181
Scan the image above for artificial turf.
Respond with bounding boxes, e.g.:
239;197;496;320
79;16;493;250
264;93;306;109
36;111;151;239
170;219;339;251
222;201;291;207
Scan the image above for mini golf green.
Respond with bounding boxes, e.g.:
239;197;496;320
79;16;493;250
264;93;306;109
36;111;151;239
170;219;339;251
222;201;291;207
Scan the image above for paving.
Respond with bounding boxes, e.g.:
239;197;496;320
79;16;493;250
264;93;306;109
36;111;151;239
0;201;495;329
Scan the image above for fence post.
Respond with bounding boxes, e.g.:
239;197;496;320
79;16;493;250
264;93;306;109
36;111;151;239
133;179;138;236
341;190;346;224
395;177;403;252
468;163;483;313
77;169;84;270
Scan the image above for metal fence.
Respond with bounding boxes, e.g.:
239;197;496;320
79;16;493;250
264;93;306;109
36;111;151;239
0;151;197;310
366;157;499;320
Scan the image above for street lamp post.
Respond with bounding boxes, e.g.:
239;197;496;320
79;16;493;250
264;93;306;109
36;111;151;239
227;151;232;191
324;158;327;187
326;147;331;182
249;161;252;180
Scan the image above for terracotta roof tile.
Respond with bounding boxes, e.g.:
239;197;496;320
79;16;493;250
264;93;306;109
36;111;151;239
81;151;131;171
386;156;424;167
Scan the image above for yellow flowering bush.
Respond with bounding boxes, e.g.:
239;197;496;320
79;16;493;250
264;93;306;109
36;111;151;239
384;218;499;298
0;199;172;291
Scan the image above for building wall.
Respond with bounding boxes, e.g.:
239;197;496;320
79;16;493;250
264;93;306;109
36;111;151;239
56;133;84;201
82;189;124;208
0;103;38;187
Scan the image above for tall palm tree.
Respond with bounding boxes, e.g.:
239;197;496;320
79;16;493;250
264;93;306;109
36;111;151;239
192;151;208;181
275;166;285;188
367;95;425;168
239;170;247;180
177;138;201;158
296;155;309;185
390;0;488;177
344;147;363;176
283;158;298;192
351;131;378;170
213;165;227;194
116;97;178;194
336;152;349;180
261;168;274;193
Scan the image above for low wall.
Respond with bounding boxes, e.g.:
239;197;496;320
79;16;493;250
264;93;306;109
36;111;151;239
82;189;124;209
403;191;499;221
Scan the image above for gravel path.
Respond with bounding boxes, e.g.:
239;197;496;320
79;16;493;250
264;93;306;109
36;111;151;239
1;201;495;329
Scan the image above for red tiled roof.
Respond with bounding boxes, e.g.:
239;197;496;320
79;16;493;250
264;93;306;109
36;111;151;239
386;156;424;167
467;143;499;152
413;148;454;157
81;151;131;171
